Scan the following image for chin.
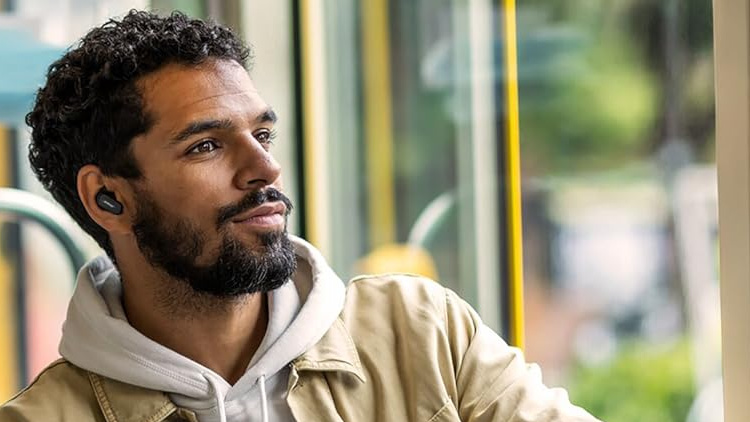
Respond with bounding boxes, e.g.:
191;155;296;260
243;227;288;248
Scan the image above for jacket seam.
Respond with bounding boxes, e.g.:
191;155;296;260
470;351;522;411
427;398;454;422
88;372;176;422
142;402;178;422
442;288;450;337
449;288;509;413
443;288;458;377
450;294;519;412
339;318;364;376
89;372;118;422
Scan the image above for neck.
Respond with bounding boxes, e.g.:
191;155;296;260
119;258;269;385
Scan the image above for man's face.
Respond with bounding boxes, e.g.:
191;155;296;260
127;59;296;296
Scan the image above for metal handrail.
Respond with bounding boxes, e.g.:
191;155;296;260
0;188;89;274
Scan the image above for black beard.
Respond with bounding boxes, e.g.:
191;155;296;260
132;187;297;297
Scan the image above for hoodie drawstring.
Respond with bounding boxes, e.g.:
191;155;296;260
259;374;269;422
206;375;228;422
205;373;269;422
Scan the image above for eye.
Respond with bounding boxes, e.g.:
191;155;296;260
188;139;220;155
254;129;278;145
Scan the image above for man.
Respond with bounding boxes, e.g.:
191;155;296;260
0;10;600;422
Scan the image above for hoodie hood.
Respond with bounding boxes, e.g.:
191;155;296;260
59;235;345;422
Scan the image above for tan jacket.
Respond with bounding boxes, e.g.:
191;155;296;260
0;275;600;421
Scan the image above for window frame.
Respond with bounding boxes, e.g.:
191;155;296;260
714;1;750;420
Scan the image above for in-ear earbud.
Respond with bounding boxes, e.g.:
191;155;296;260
95;189;123;215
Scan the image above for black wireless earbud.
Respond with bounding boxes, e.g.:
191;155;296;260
95;189;124;215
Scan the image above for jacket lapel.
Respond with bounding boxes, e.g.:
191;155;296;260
286;318;366;421
291;317;366;383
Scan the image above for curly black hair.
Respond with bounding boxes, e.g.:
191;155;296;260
26;10;251;259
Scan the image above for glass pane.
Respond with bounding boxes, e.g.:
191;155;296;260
313;0;507;331
516;1;721;421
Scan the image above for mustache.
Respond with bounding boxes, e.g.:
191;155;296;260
216;187;293;228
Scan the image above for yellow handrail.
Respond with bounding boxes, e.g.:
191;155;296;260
362;0;397;248
299;0;331;257
502;0;526;350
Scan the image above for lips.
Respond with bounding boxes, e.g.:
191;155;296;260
231;202;287;223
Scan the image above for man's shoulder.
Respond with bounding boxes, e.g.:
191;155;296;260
345;273;449;309
341;273;463;328
340;273;481;341
347;272;445;291
0;359;99;422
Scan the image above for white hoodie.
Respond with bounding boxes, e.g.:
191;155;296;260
58;235;346;422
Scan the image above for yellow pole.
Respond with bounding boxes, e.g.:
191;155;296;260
502;0;526;349
299;0;332;257
362;0;397;247
0;126;19;400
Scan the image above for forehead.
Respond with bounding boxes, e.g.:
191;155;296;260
137;59;266;128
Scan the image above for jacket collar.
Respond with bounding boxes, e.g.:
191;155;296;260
292;317;366;383
88;371;180;422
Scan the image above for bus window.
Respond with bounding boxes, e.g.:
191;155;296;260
517;1;719;421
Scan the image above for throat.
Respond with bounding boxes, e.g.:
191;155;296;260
124;280;269;385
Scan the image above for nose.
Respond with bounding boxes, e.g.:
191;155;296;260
232;134;282;190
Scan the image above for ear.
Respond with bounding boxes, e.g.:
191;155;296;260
77;164;134;235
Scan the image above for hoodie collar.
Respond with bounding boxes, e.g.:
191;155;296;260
87;317;365;422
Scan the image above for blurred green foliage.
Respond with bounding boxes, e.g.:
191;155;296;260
568;339;695;422
517;0;714;173
519;32;658;171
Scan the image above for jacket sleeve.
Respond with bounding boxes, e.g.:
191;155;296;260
443;288;603;422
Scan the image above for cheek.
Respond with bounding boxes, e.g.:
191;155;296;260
141;183;227;229
159;166;232;200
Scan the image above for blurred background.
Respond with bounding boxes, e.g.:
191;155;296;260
0;0;720;421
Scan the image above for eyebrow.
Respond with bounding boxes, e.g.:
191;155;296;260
256;108;278;125
168;108;278;145
170;118;235;144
